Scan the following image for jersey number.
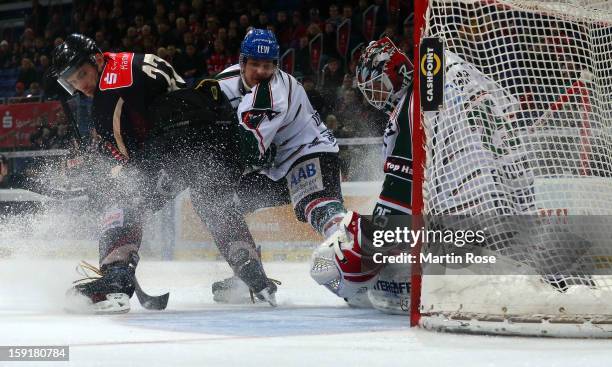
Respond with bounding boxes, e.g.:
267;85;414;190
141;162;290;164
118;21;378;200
373;207;392;229
142;54;181;90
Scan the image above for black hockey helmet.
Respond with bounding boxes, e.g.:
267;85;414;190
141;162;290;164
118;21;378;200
49;33;102;95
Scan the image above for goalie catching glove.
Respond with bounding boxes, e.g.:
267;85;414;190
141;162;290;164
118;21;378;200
310;211;383;299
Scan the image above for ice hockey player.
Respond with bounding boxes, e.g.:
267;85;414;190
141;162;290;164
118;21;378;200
309;36;533;313
309;37;415;314
211;29;350;302
49;33;277;313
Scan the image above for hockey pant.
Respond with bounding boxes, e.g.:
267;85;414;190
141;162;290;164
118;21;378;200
235;152;347;238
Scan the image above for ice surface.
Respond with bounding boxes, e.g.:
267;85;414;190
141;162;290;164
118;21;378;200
0;259;611;367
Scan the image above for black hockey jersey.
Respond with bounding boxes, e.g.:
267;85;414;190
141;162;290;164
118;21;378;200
91;52;186;160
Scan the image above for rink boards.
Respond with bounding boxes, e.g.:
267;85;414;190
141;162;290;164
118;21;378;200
165;181;380;261
0;181;381;261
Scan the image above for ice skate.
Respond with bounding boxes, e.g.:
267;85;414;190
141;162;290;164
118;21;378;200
65;261;135;314
212;276;280;306
253;282;278;307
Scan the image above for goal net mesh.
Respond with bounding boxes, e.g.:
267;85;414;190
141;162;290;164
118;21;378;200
415;0;612;337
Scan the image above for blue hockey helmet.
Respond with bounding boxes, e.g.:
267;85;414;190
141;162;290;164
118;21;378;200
239;28;280;64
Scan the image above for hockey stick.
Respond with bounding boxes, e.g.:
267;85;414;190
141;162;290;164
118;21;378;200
75;261;169;311
134;277;169;310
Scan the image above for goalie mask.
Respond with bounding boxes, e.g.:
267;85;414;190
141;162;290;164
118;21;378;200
356;37;412;115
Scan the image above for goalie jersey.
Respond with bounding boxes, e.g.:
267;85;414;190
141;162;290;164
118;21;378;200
375;87;414;217
216;65;338;180
424;51;527;215
375;51;526;220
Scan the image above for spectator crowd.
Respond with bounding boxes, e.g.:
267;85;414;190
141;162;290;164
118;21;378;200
0;0;411;180
0;0;410;137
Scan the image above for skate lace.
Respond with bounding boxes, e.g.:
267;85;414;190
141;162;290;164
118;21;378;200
249;278;282;303
72;260;103;284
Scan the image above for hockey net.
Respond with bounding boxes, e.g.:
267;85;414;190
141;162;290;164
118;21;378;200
411;0;612;337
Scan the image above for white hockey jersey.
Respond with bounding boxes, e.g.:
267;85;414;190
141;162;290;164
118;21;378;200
216;64;338;180
423;51;530;215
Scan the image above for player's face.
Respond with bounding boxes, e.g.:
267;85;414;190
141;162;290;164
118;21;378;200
65;63;99;97
0;161;7;177
243;59;275;88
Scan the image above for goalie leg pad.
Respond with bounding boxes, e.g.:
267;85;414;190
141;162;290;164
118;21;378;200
367;262;411;315
310;211;382;299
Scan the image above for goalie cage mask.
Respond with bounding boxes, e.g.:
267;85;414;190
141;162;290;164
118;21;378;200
356;37;412;114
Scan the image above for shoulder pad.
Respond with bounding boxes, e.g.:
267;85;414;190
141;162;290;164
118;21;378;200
194;79;221;100
99;52;135;91
214;68;241;81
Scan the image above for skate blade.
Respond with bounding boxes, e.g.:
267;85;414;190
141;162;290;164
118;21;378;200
257;289;278;307
213;289;277;307
213;289;266;304
65;293;131;315
266;295;277;307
